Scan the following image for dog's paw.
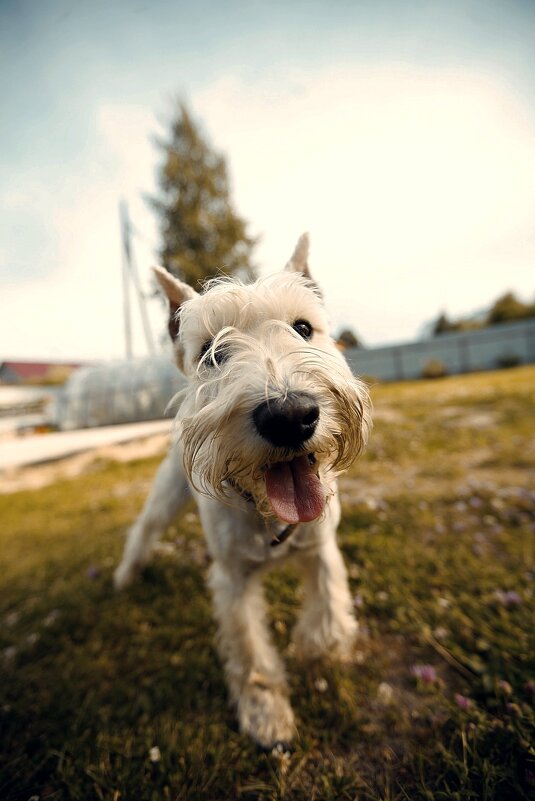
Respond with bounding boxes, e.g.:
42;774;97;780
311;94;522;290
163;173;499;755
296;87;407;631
113;560;139;591
293;613;358;662
237;685;295;749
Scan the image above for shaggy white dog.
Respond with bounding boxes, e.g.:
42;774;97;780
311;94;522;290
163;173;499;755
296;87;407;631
115;234;371;749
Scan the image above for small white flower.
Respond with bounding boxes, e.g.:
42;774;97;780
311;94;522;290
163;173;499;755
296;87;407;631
44;609;61;627
2;646;17;665
153;542;177;557
5;610;20;628
314;677;328;693
365;497;379;511
149;746;161;763
377;682;394;704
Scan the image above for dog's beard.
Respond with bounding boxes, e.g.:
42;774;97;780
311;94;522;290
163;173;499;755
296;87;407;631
176;356;371;523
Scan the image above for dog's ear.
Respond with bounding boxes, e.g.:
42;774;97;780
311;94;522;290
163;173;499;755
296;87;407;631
153;265;198;341
284;232;311;278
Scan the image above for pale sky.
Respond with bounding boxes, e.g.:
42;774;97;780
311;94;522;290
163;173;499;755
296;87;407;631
1;0;534;360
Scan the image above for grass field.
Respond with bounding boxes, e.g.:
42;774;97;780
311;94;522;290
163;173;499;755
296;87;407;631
1;367;534;800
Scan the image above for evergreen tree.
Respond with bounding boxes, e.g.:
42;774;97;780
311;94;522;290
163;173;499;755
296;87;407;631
150;102;257;288
433;312;455;336
487;292;534;325
336;328;361;349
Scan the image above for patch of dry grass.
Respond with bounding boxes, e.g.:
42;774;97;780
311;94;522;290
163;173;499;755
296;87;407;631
1;367;534;800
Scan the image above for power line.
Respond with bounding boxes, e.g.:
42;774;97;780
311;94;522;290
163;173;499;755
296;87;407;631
119;200;156;358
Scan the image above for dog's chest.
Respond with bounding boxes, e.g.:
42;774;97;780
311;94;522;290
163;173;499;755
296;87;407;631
195;493;319;566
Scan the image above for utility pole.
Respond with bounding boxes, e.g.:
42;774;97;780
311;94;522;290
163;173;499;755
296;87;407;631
119;200;133;360
119;200;156;358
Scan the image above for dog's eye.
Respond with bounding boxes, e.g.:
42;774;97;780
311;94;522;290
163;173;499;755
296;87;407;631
199;339;229;366
292;319;313;340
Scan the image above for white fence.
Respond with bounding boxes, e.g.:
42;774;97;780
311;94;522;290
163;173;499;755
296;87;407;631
345;319;535;381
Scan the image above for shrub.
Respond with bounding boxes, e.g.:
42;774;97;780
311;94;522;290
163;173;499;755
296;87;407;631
422;359;447;379
496;353;521;369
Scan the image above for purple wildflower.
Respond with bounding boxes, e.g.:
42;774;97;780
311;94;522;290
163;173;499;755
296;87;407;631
494;589;522;606
411;664;438;685
454;693;472;711
498;680;513;696
498;590;518;605
506;702;522;717
86;565;101;580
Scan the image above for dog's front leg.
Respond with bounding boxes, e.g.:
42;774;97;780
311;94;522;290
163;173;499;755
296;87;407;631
293;535;358;661
208;561;295;749
114;445;190;589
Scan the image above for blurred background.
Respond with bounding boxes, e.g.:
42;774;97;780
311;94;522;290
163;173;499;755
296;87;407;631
1;0;534;434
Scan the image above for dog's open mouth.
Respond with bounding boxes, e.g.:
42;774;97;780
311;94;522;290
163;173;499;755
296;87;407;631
264;453;326;524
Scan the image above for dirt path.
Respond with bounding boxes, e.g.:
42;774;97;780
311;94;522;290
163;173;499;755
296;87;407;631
0;432;171;493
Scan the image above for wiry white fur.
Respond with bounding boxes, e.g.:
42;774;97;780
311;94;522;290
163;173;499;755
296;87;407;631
173;272;369;515
114;235;372;749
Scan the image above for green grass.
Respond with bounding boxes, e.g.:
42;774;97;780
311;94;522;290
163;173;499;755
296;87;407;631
1;367;534;800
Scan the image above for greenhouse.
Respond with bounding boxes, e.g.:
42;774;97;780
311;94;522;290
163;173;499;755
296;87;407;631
58;356;185;430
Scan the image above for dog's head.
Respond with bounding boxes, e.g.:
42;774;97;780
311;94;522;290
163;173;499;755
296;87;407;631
154;234;371;524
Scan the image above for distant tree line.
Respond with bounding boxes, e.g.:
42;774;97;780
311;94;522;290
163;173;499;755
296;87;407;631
433;291;535;336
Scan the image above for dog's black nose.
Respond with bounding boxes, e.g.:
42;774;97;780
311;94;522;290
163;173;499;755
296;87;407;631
253;392;319;448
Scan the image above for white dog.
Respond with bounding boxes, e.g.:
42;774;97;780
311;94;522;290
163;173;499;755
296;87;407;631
114;234;371;749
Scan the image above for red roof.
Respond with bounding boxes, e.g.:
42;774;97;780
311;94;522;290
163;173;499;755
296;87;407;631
0;361;83;381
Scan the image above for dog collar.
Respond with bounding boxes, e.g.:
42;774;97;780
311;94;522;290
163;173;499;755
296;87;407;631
269;522;298;548
226;479;299;548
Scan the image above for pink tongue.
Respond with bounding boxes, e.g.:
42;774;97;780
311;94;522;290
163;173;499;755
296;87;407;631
265;455;326;524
